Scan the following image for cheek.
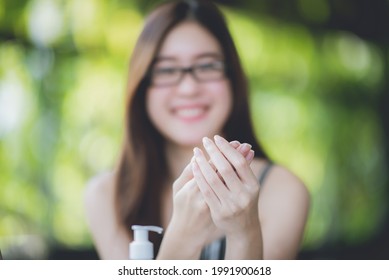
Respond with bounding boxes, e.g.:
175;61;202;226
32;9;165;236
208;82;233;110
146;89;167;124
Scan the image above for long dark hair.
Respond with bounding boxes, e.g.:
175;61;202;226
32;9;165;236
114;0;269;253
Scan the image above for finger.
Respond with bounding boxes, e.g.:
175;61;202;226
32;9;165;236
230;141;254;162
207;160;227;185
246;150;255;163
172;157;194;195
210;140;238;171
202;137;241;192
229;140;240;148
214;135;257;185
181;177;198;194
192;159;220;208
212;140;242;172
238;143;252;157
193;147;229;198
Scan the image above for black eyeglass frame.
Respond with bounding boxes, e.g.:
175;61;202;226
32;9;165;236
145;60;228;87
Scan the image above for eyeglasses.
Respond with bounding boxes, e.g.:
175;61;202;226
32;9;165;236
148;61;226;87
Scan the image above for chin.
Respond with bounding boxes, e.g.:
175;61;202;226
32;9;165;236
167;132;203;148
174;137;203;148
169;133;211;148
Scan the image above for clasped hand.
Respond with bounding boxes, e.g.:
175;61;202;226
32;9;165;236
192;135;260;236
169;135;259;252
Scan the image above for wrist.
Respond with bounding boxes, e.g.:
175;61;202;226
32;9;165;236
157;221;204;259
225;222;263;260
226;221;261;242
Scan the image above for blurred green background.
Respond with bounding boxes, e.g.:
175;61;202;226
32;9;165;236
0;0;388;259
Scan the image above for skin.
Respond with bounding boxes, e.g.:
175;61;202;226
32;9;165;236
84;21;310;260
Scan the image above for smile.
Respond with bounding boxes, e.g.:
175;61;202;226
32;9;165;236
173;106;209;122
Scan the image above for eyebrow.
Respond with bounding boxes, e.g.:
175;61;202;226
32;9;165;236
154;52;223;62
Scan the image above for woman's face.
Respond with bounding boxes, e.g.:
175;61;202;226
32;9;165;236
146;21;233;147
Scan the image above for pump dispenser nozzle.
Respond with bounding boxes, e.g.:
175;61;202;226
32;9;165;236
129;225;163;260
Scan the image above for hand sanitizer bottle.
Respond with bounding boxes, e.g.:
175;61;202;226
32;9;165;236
129;225;163;260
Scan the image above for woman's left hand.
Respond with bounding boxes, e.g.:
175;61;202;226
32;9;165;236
192;135;261;237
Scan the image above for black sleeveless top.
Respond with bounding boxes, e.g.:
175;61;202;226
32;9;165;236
199;161;274;260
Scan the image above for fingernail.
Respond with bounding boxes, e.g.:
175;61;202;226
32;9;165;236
229;140;240;147
193;147;201;156
246;150;255;161
238;143;251;154
202;137;212;148
214;135;224;144
239;143;251;153
243;143;252;150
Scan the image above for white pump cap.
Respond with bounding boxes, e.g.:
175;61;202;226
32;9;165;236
129;225;163;260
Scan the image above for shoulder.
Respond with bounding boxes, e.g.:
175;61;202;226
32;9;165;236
85;171;116;201
84;171;131;259
251;159;310;223
251;159;308;196
260;163;310;209
255;162;310;258
257;163;310;233
265;164;308;190
84;171;116;221
252;164;310;259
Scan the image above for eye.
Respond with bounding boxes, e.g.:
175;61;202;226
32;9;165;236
196;61;223;71
152;67;179;76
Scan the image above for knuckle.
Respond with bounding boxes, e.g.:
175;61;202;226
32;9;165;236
239;194;251;209
198;200;209;213
208;175;220;186
234;157;247;169
229;202;241;216
218;164;232;175
202;186;213;197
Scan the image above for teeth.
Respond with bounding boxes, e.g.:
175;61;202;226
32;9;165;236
175;108;205;118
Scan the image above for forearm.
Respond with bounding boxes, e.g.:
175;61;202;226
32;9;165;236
224;222;263;260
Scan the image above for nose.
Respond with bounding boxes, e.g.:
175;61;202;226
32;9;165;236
176;71;199;97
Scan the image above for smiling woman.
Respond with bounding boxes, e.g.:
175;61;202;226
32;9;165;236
84;0;310;260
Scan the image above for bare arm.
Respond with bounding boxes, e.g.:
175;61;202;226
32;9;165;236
223;165;310;260
259;165;310;259
157;161;215;259
84;172;131;259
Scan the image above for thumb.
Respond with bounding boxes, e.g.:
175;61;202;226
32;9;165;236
172;157;194;195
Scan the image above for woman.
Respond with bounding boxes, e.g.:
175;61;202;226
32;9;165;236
84;0;310;259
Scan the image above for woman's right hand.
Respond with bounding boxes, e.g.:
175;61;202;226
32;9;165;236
158;158;217;259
